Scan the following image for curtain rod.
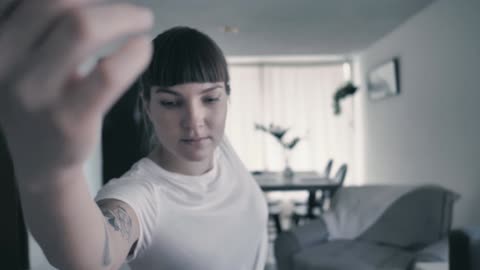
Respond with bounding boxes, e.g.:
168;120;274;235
228;60;350;67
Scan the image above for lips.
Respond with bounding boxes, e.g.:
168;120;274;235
181;137;209;142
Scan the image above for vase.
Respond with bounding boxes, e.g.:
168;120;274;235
283;149;294;179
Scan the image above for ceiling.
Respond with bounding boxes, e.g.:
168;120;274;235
130;0;436;56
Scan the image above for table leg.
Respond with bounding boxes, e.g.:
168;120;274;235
307;191;316;218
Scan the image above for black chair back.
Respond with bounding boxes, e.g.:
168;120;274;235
318;164;348;211
324;159;333;178
333;164;348;187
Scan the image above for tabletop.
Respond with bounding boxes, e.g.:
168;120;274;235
253;171;337;192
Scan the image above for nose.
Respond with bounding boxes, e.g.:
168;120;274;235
181;101;206;131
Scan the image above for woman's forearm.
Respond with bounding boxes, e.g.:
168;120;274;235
16;167;109;269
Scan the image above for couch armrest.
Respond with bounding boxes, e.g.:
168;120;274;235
274;218;329;270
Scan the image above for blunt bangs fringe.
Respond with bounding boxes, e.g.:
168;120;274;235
142;26;230;99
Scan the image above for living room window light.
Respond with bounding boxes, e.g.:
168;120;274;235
225;57;355;190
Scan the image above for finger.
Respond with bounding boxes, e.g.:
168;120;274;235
0;0;94;76
62;35;152;120
14;3;153;110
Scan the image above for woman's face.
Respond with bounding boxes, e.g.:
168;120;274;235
145;82;228;162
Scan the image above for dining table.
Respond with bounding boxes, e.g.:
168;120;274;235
252;171;339;218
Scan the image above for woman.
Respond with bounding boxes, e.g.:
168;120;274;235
0;1;267;270
96;27;269;269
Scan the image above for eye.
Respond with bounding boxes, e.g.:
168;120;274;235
203;96;221;104
159;100;181;108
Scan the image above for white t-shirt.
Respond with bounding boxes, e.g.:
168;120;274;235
95;137;269;270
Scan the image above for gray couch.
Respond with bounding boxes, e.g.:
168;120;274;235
274;185;458;270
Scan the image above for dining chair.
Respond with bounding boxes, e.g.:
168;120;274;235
291;160;337;225
323;159;333;178
320;164;347;211
334;164;347;185
268;200;283;235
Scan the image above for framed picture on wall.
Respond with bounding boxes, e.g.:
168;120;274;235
367;58;400;100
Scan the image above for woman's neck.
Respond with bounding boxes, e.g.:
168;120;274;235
148;146;213;176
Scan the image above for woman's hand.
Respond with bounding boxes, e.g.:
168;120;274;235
0;0;153;179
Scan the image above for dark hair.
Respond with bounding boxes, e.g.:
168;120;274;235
137;26;231;152
140;26;230;100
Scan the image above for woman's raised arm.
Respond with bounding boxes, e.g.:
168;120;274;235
0;1;152;268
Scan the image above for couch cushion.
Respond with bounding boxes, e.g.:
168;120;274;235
293;240;415;270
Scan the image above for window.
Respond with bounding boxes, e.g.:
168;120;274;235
226;61;354;177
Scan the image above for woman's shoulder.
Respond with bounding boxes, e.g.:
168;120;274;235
97;158;160;197
113;157;166;182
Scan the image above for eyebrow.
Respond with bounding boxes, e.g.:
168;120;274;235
154;85;222;96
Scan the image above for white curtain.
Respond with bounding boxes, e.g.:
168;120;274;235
226;63;354;185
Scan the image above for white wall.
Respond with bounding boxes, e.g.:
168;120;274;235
353;0;480;227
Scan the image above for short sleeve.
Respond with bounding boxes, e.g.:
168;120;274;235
95;177;158;262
